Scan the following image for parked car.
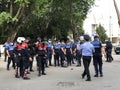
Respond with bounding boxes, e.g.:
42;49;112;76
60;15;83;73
114;45;120;54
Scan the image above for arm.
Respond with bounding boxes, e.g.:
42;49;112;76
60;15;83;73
102;46;106;58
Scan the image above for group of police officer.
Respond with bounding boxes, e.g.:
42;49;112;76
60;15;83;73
3;35;108;81
4;37;81;80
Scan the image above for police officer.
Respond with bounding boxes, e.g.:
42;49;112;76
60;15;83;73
91;35;106;77
14;37;25;78
21;38;32;80
3;41;9;62
65;40;72;66
28;45;35;72
81;35;94;81
46;39;53;66
75;41;82;67
36;41;47;76
60;41;66;67
6;40;15;70
53;41;61;66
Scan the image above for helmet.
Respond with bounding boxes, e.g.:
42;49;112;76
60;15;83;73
17;37;25;43
80;36;84;41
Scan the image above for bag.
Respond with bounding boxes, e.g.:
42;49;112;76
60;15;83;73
63;60;67;67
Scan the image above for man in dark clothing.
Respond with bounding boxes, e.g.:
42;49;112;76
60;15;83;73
36;41;47;76
105;41;113;62
91;35;106;77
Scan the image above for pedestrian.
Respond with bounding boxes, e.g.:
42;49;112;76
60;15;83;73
46;39;53;66
36;40;47;76
74;41;82;67
60;41;66;67
21;38;32;80
65;40;72;66
6;40;15;70
81;35;94;81
53;41;61;67
14;37;25;78
91;35;106;77
105;41;113;62
3;41;9;62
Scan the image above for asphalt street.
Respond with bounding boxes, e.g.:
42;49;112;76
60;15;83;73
0;53;120;90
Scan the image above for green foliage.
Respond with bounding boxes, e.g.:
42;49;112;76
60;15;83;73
14;0;30;7
0;12;12;25
0;0;95;43
96;24;108;43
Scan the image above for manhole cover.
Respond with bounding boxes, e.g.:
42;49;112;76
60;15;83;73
56;82;75;87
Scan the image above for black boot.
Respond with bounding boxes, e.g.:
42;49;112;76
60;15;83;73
94;74;98;77
86;78;91;81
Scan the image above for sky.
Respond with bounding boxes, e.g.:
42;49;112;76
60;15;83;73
83;0;120;38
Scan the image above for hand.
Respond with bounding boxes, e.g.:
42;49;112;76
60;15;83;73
29;57;32;61
104;54;106;58
8;55;10;57
18;53;21;56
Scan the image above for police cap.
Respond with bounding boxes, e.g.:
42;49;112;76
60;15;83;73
84;35;90;41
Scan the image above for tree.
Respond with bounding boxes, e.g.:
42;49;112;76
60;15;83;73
96;24;108;43
0;0;35;42
1;0;95;43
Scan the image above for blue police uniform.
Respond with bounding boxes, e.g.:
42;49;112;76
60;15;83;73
46;42;53;66
3;42;9;62
53;44;61;66
60;43;66;67
6;44;15;70
81;41;94;81
65;43;72;66
91;39;103;77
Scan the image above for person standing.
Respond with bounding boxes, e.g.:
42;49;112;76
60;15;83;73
74;41;82;67
81;35;94;81
65;40;72;66
60;41;66;67
105;41;113;62
3;41;9;62
46;39;53;66
6;40;16;70
91;35;106;77
36;41;47;76
21;38;32;80
53;41;61;67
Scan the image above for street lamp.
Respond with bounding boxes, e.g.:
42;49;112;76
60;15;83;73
109;16;112;42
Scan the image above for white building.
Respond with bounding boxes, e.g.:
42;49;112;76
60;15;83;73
83;0;120;43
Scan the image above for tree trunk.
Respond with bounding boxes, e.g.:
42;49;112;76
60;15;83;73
69;0;76;42
1;25;4;36
7;23;23;41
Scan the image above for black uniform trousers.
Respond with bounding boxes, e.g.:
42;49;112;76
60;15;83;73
82;56;91;79
93;55;103;75
37;56;46;74
106;50;113;62
66;51;72;66
29;56;34;71
47;48;52;66
15;56;23;76
54;49;60;66
7;56;15;70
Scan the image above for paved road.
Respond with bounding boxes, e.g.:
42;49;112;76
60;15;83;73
0;53;120;90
